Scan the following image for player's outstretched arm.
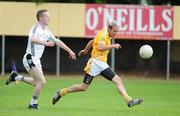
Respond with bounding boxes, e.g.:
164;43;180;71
98;43;121;51
78;39;93;56
55;39;76;60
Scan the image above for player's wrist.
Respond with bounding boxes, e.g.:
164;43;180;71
110;44;115;49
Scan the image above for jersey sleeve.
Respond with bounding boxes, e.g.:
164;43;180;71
47;30;61;43
48;30;55;39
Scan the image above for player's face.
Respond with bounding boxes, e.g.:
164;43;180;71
109;26;119;38
40;12;51;25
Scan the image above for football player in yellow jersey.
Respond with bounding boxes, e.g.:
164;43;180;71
52;22;143;107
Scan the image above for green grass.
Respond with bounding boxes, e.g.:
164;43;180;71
0;75;180;116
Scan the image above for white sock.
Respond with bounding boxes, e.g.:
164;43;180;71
15;75;23;81
30;96;38;105
30;99;37;105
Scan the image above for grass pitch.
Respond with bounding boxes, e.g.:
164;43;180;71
0;74;180;116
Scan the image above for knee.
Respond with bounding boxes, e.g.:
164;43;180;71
37;78;46;86
112;75;122;85
41;79;46;85
80;84;88;91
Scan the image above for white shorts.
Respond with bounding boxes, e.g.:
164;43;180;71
23;53;42;72
84;58;109;76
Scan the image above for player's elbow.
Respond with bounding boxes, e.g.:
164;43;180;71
98;45;104;51
98;43;106;51
56;40;64;47
89;40;93;45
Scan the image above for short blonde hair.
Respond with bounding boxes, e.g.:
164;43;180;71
108;21;119;30
36;9;48;21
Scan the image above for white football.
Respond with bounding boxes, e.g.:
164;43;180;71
139;45;153;59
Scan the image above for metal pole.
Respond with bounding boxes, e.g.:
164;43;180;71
56;37;60;76
1;35;5;76
166;40;170;80
111;39;115;70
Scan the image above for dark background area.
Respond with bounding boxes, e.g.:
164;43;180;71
2;36;180;77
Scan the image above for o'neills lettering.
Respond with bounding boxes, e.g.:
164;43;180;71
85;4;174;40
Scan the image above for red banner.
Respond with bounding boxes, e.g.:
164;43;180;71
85;4;174;40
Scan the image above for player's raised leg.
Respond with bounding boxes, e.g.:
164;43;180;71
5;71;35;86
112;75;133;102
112;75;143;107
100;67;143;107
52;74;92;105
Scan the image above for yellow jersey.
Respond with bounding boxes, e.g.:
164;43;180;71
91;28;111;62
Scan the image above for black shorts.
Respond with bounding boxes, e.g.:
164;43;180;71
83;74;94;85
83;67;116;85
100;67;116;81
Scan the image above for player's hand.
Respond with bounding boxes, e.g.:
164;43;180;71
45;41;55;47
69;51;76;60
78;49;87;56
112;43;121;49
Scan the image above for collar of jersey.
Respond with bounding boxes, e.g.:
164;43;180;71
37;22;48;31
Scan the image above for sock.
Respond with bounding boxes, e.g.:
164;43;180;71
59;88;68;96
30;95;38;105
123;94;133;103
15;75;24;81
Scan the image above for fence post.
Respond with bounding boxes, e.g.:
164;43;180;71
111;39;115;70
56;37;60;76
166;40;170;80
1;35;5;76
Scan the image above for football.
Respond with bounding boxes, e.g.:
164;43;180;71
139;45;153;59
